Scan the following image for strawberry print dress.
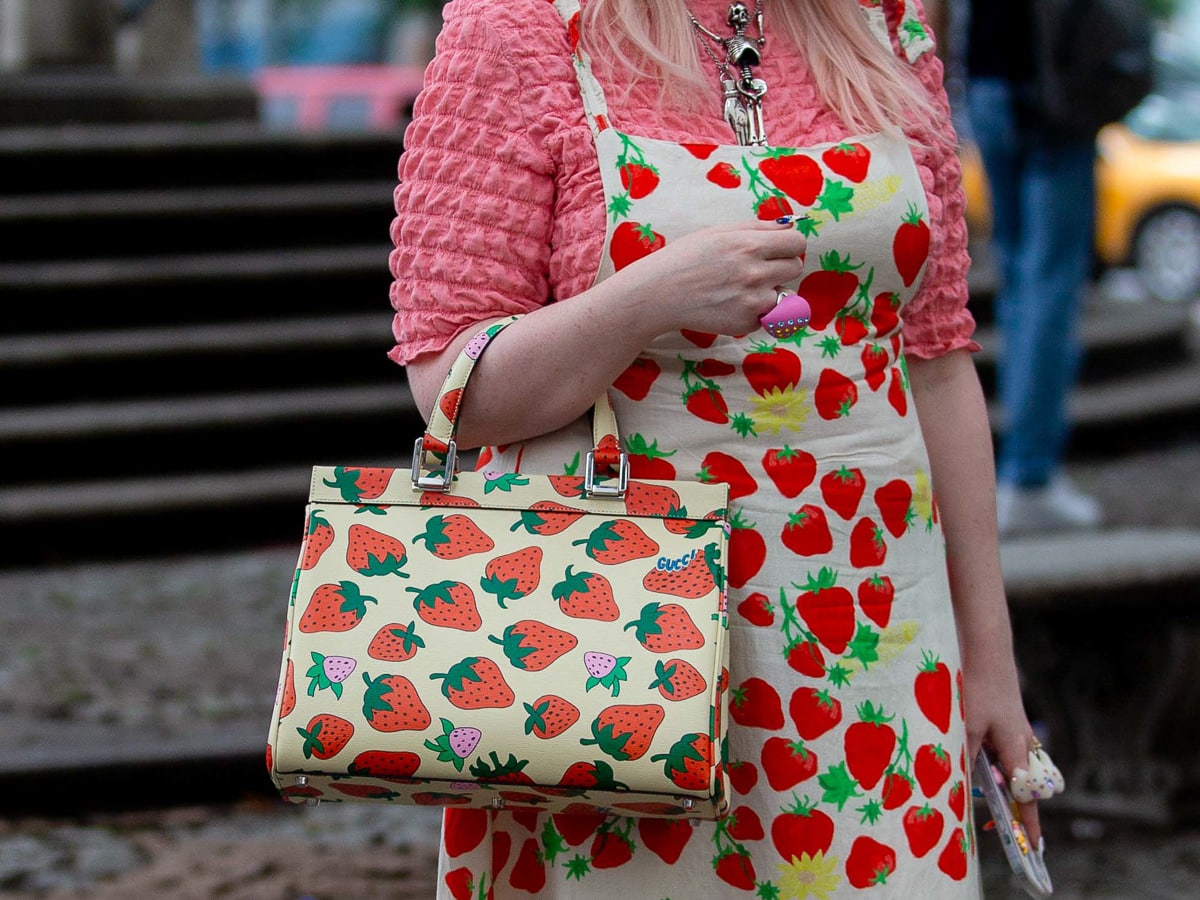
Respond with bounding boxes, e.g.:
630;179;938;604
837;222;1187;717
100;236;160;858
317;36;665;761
421;1;982;896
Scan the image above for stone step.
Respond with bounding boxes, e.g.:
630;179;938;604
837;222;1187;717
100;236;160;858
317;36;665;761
0;245;391;330
0;182;393;260
0;122;404;194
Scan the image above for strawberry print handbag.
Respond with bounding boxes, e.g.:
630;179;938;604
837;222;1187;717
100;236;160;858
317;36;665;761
267;317;733;819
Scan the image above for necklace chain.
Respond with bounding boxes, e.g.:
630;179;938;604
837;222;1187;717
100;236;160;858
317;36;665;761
687;1;769;147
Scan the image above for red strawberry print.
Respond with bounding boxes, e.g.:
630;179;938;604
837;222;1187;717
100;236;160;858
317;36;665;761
610;221;665;271
523;694;580;739
862;341;890;390
681;329;718;348
509;837;546;892
651;732;714;791
698;451;757;500
480;547;542;607
799;251;862;330
755;193;794;221
278;659;296;719
875;478;915;538
624;433;677;479
511;502;585;536
796;566;856;653
835;310;870;346
706;161;742;188
762;445;816;498
781;504;833;556
613;357;662;401
714;849;756;890
902;803;946;859
299;510;334;570
429;657;515;710
329;782;402;800
948;779;967;820
590;828;635;869
298;581;377;633
444;809;488;858
937;828;970;881
882;771;915;810
624;601;704;652
729;677;785;730
857;574;895;628
345;524;409;577
844;700;897;790
348;749;421;780
728;514;766;589
789;685;843;741
489;619;577;671
849;516;888;568
870;291;902;336
887;364;909;416
727;805;765;841
367;620;425;661
619;161;659;200
361;672;432;731
438;386;463;421
846;835;897;888
649;657;707;701
408;580;481;631
696;356;736;378
413;514;495;560
759;149;824;205
820;465;866;520
638;817;693;864
761;736;818;791
322;466;391;503
785;637;826;678
552;566;620;621
893;203;931;286
579;704;665;761
822;141;871;182
684;384;729;424
736;591;774;626
574;520;659;565
742;341;802;395
644;540;722;598
547;475;585;498
682;141;718;159
914;650;953;733
772;796;835;861
296;713;353;759
814;368;859;419
727;759;759;795
915;743;952;797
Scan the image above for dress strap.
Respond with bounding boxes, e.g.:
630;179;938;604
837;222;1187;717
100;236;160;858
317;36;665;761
550;0;612;137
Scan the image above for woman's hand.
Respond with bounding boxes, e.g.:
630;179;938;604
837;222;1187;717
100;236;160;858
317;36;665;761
614;219;808;338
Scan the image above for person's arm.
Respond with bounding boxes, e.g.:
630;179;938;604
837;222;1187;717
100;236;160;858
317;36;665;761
405;221;807;449
907;348;1042;842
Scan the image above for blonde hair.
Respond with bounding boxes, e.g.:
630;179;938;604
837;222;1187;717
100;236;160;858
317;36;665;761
580;0;933;135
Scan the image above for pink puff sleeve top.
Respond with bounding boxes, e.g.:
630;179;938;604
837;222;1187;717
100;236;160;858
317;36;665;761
387;0;976;366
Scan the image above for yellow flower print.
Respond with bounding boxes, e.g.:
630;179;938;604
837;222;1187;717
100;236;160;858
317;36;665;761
776;851;841;899
750;386;809;434
913;468;935;530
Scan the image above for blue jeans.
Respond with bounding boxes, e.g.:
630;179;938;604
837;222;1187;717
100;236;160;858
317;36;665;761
966;78;1096;488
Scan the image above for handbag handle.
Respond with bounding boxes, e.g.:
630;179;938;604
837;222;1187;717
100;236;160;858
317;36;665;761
412;316;627;497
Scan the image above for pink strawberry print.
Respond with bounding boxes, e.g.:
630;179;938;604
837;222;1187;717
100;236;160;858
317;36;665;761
305;652;356;699
584;650;630;697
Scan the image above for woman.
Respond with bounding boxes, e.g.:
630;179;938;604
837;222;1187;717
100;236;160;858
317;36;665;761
390;0;1044;895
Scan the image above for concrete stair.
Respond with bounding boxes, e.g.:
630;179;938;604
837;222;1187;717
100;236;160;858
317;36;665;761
0;106;421;567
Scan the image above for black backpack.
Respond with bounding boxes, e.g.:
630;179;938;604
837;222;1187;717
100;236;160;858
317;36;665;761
1031;0;1156;138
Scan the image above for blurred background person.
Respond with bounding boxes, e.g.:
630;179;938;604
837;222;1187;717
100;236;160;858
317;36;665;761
960;0;1104;535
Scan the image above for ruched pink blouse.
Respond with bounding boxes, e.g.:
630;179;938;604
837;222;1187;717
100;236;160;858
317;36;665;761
387;0;975;366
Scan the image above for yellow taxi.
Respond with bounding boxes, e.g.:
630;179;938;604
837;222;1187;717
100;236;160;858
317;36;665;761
960;92;1200;302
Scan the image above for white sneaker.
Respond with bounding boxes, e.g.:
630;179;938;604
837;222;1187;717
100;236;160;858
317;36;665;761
996;475;1103;536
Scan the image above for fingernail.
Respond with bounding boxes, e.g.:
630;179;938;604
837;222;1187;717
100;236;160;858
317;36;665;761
776;216;795;224
1037;835;1046;860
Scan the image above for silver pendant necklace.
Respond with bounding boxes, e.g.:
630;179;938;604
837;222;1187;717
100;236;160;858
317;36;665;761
688;1;768;146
